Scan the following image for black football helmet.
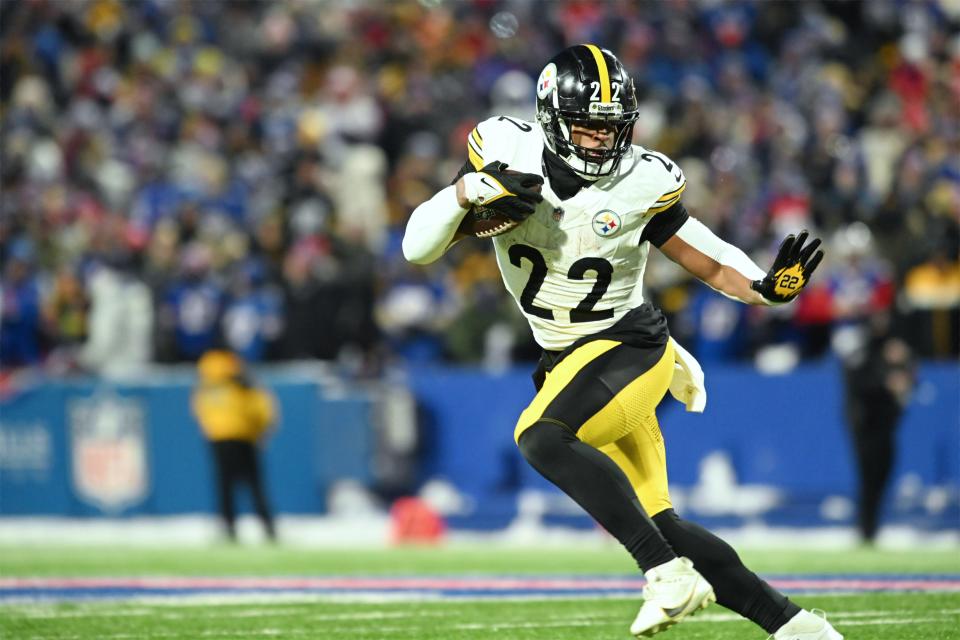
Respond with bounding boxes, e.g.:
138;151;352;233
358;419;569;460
535;44;639;179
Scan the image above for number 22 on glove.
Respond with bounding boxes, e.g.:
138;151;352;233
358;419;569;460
751;230;824;304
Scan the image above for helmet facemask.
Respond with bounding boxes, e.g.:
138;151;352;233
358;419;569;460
539;107;638;179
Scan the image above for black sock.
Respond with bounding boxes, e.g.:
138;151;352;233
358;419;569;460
518;421;676;572
652;509;800;633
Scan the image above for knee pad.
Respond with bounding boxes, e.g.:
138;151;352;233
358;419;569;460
517;421;573;467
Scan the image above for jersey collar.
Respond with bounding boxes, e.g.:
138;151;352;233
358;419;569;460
542;150;591;201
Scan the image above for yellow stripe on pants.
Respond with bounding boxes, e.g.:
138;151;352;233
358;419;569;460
514;339;676;516
514;339;620;443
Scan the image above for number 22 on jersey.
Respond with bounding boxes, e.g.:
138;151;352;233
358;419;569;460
508;244;614;323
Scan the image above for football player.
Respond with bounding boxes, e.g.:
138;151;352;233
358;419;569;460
403;44;839;640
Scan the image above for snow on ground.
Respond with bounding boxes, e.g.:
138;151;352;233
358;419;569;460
0;515;957;550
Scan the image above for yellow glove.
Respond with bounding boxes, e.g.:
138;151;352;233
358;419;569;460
751;230;824;304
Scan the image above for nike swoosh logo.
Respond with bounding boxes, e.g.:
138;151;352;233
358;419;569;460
480;177;498;190
663;603;689;618
662;591;697;618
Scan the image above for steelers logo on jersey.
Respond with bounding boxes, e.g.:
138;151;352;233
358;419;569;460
592;210;622;237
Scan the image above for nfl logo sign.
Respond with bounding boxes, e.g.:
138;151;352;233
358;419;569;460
69;392;149;513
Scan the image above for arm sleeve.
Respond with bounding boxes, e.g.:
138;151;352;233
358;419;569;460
402;121;489;265
640;201;690;246
401;184;470;265
674;216;767;282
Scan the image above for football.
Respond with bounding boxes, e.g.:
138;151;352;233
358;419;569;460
457;170;542;239
457;205;520;239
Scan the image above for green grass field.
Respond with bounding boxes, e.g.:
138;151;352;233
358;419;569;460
2;545;959;639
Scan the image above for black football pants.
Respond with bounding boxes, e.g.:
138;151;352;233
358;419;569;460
519;422;799;634
211;439;276;540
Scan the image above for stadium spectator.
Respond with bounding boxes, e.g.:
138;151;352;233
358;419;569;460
192;349;277;543
902;237;960;358
157;243;224;362
76;254;154;378
42;265;89;351
0;0;956;374
842;310;916;545
221;259;283;362
0;240;42;368
277;240;340;360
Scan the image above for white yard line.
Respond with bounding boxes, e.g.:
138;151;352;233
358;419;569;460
7;605;960;640
2;517;958;550
10;613;960;640
835;617;951;626
8;605;460;622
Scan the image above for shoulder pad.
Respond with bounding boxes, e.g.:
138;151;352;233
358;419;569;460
466;121;488;171
466;116;538;170
634;148;686;214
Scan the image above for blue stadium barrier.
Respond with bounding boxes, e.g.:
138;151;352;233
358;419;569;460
1;361;957;531
409;360;958;530
0;373;372;516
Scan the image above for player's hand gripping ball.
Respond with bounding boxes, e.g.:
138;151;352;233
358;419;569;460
751;230;825;304
458;162;544;238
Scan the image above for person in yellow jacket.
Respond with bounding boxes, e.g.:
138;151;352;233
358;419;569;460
192;350;277;542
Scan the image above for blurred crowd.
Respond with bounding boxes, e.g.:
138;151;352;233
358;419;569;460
1;0;958;380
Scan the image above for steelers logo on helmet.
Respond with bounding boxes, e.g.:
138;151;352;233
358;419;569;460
592;210;622;237
535;44;640;180
537;63;557;100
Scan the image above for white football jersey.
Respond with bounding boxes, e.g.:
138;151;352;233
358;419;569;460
466;115;686;350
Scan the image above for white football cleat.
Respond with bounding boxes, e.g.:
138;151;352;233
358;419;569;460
771;609;843;640
630;556;716;637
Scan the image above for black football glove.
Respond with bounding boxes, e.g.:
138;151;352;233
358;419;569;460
464;161;544;222
751;230;825;304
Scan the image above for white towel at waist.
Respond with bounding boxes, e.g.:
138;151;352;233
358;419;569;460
668;337;706;413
